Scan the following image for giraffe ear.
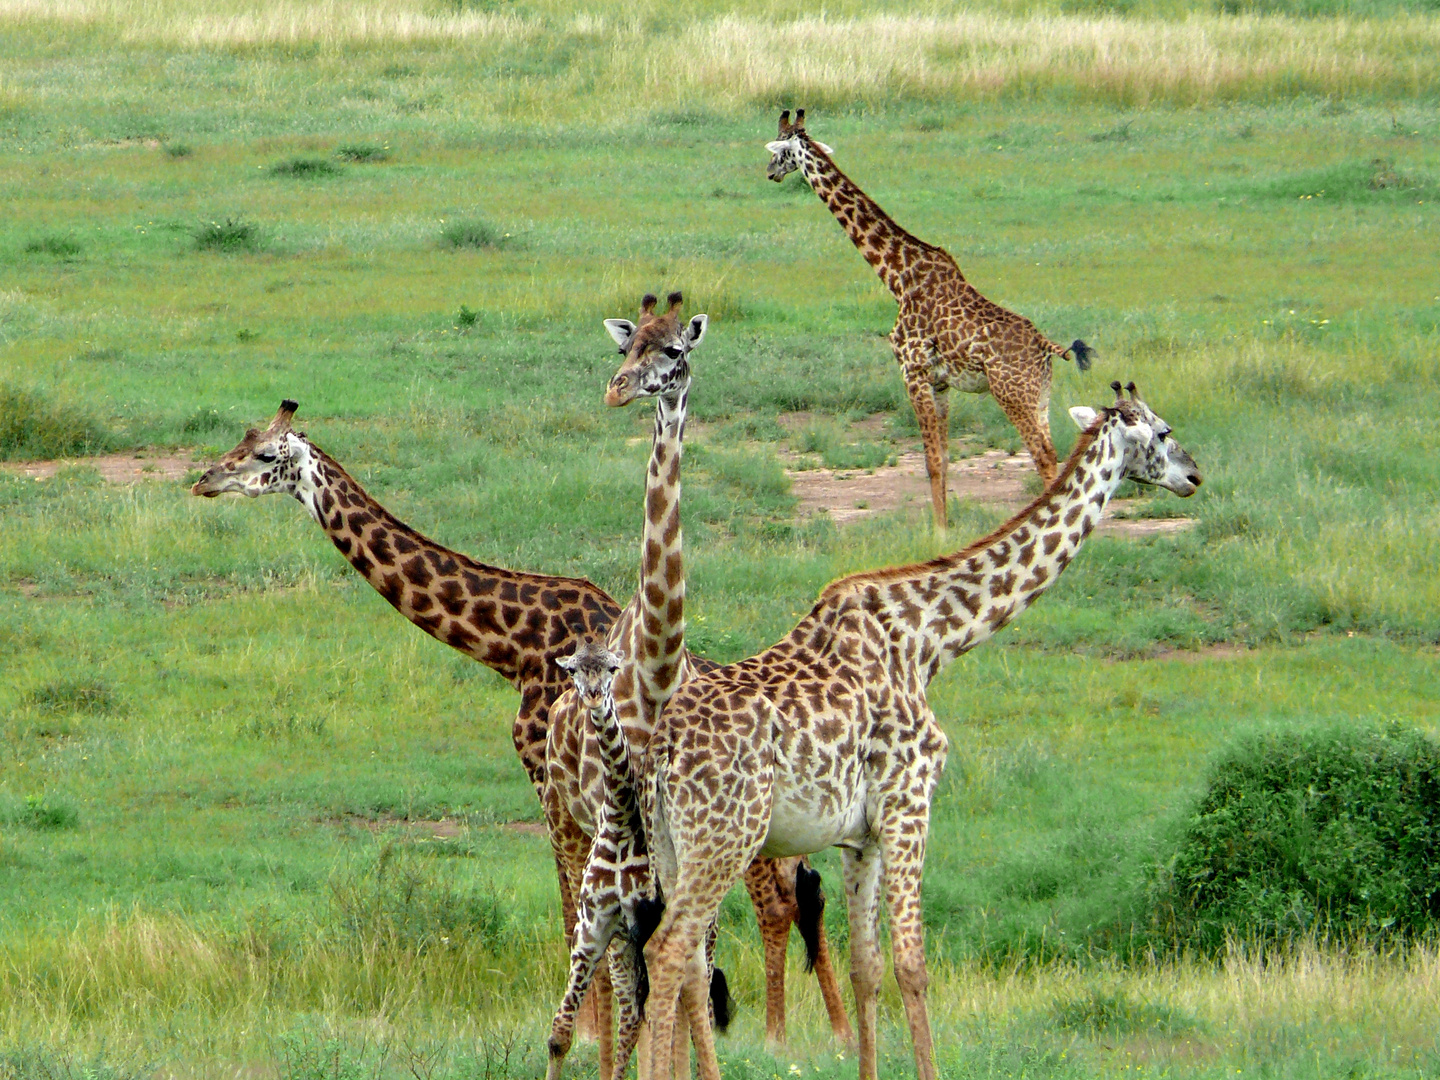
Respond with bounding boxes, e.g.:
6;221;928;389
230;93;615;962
1069;406;1099;431
604;319;637;353
685;314;708;348
813;140;834;155
555;653;578;673
765;140;790;153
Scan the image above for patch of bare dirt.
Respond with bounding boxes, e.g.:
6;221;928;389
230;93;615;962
501;820;548;836
1146;643;1251;663
2;451;199;484
786;448;1195;539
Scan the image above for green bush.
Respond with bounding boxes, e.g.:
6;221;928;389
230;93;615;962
193;218;260;253
22;235;82;259
439;218;507;250
335;143;389;162
1156;723;1440;949
0;384;112;461
270;156;342;178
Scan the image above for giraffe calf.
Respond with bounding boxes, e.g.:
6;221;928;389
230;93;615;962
547;641;658;1080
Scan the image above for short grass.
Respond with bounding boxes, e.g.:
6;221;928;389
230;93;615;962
2;0;1440;1076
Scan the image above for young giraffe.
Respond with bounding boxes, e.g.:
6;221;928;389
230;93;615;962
547;640;655;1080
766;108;1094;530
544;294;851;1079
190;401;620;973
639;382;1202;1080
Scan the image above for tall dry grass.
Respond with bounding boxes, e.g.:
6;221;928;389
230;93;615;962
2;0;1436;102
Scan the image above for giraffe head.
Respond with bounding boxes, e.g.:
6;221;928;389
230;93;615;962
765;108;832;182
603;291;707;407
1069;382;1203;497
555;640;623;714
191;400;312;499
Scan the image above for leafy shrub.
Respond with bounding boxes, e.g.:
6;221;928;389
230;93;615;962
0;384;113;461
1049;988;1198;1035
181;407;225;435
270;156;342;178
455;304;481;329
14;795;79;831
335;143;389;162
328;842;508;956
163;142;192;158
193;218;260;253
22;679;118;714
23;236;81;259
439;218;507;250
0;1046;145;1080
1155;723;1440;949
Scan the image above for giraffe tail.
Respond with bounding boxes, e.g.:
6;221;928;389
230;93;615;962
630;890;666;1014
1068;339;1095;372
794;862;826;975
709;967;734;1034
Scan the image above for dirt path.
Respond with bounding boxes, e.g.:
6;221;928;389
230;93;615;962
779;433;1194;539
1;451;199;484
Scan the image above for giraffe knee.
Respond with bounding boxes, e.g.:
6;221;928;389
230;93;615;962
893;954;929;996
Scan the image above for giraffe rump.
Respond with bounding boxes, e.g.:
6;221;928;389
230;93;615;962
794;862;826;974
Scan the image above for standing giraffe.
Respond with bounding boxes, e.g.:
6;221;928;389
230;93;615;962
639;383;1201;1080
766;108;1094;529
191;401;623;1002
544;294;851;1079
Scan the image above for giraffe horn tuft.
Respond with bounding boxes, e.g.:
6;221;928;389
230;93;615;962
1125;381;1140;400
1110;380;1125;404
795;108;806;128
640;293;658;317
666;291;683;314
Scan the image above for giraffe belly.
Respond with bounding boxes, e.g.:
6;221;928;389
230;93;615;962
759;786;867;858
951;366;989;395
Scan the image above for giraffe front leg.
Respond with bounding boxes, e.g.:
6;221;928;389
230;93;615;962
992;367;1058;487
880;830;938;1080
608;938;645;1080
841;844;885;1080
896;338;949;531
548;900;623;1080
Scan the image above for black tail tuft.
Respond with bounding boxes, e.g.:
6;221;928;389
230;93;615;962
631;893;666;1015
709;967;734;1034
794;863;826;975
1070;339;1095;372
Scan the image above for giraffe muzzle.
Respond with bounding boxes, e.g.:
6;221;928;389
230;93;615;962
191;469;224;497
605;375;635;407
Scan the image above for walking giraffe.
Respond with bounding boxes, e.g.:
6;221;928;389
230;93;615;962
639;383;1201;1080
766;108;1094;529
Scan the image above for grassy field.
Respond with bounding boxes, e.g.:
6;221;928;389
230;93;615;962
2;0;1440;1075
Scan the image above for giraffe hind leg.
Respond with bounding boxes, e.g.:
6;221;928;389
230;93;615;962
993;379;1058;487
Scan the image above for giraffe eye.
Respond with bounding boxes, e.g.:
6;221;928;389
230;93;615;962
663;346;683;360
256;452;277;463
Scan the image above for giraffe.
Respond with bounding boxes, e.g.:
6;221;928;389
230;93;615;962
546;640;657;1080
638;382;1202;1080
766;108;1095;530
543;293;851;1079
190;400;621;987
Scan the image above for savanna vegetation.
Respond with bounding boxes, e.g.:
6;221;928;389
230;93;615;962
1;0;1438;1075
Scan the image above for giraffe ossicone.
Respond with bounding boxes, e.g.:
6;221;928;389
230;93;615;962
635;384;1200;1080
766;107;1094;529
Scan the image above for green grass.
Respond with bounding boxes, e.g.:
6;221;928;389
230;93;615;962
1;0;1439;1075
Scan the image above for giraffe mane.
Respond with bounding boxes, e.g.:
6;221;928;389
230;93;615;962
818;411;1110;602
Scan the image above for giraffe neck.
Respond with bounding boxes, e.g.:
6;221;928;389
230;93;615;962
797;135;949;300
829;416;1130;682
280;434;583;685
611;386;689;745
